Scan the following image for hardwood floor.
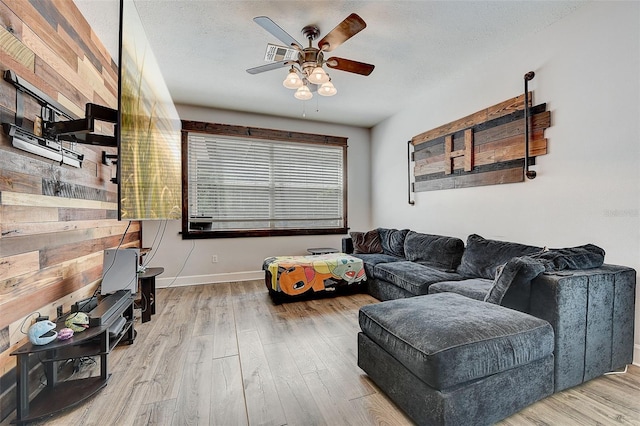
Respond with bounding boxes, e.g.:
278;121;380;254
3;280;639;425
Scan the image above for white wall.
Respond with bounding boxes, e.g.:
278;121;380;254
370;2;640;364
142;106;371;285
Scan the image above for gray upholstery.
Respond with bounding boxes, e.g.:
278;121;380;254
529;265;636;391
484;256;546;312
374;261;463;295
378;228;409;257
456;234;542;279
403;231;465;271
358;332;554;426
428;278;493;300
345;229;636;424
349;253;403;278
532;244;605;271
367;277;415;301
359;293;554;389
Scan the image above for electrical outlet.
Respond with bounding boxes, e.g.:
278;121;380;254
211;255;218;263
57;305;63;318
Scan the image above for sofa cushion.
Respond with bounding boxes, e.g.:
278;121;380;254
378;228;409;258
350;230;383;254
485;256;546;312
428;278;493;300
350;253;403;278
359;292;554;390
457;234;543;279
374;261;463;296
403;231;465;272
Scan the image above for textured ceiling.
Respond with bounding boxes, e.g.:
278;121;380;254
73;1;584;128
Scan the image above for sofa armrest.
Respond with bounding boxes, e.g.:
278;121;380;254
342;236;354;254
529;264;636;392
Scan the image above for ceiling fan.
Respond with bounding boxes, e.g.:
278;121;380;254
246;13;375;100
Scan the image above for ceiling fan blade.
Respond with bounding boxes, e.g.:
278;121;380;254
246;60;291;75
318;13;366;52
325;57;375;76
254;16;303;50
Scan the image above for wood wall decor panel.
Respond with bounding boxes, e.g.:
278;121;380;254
412;94;530;145
411;95;550;192
0;1;140;419
0;251;39;280
0;25;34;70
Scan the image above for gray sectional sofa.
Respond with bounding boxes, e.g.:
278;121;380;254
343;229;636;425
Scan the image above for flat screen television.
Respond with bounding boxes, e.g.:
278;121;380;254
117;0;182;220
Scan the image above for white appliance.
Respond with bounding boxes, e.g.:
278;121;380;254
101;249;139;295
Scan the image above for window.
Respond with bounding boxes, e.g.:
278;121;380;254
182;121;348;238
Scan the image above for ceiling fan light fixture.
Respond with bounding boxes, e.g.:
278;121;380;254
283;68;303;89
294;85;313;100
318;80;337;97
308;66;330;84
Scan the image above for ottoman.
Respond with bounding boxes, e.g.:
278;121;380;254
358;292;555;425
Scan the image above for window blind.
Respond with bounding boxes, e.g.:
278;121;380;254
188;133;345;232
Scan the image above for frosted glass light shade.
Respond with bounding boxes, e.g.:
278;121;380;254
308;66;329;84
318;80;337;96
283;70;303;89
294;85;313;100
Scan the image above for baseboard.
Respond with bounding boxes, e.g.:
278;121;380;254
156;271;263;288
634;344;640;367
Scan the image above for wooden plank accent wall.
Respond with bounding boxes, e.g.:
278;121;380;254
0;1;139;419
411;94;550;192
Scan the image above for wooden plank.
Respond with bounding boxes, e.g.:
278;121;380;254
210;356;248;426
172;335;213;425
413;108;548;161
237;329;287;426
2;218;126;239
1;205;58;223
0;250;39;280
412;93;530;145
0;263;102;327
6;0;78;71
415;166;524;192
414;135;545;178
182;120;348;146
0;25;34;70
0;168;41;194
464;129;473;172
0;190;116;209
263;341;326;425
444;135;453;175
474;110;550;147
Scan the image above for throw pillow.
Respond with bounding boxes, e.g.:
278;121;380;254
350;230;383;254
531;244;605;271
456;234;543;279
378;228;410;258
403;231;465;271
484;256;546;312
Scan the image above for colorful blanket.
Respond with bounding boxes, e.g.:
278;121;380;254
263;253;366;296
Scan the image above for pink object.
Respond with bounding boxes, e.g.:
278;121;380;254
57;328;74;340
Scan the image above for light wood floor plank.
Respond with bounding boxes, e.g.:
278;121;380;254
171;335;214;425
2;280;639;426
263;341;326;425
236;329;287;426
210;355;248;426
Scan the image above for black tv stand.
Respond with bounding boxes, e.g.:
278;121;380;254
10;291;135;425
